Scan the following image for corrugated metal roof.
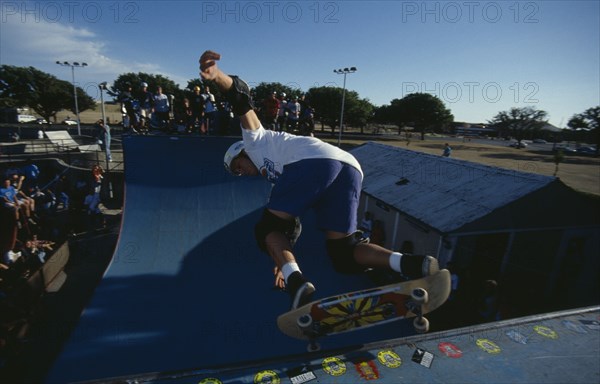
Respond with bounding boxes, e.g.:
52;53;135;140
350;142;556;233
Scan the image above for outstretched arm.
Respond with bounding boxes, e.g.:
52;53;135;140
199;51;260;130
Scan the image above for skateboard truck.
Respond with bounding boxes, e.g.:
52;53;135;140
297;314;321;352
407;288;430;333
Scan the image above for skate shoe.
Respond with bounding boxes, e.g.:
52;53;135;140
401;254;439;279
287;272;316;309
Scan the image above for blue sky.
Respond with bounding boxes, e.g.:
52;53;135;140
1;0;599;126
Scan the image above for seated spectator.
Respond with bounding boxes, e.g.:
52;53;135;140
83;188;101;215
1;178;22;226
20;159;40;191
83;188;105;230
46;174;70;211
10;174;36;220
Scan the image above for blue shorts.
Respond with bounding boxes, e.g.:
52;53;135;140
267;159;362;233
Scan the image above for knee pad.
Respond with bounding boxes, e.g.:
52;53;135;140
326;232;369;274
254;209;302;252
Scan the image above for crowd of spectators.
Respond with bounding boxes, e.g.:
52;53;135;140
116;82;316;137
0;160;110;362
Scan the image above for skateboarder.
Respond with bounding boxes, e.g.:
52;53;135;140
199;50;439;309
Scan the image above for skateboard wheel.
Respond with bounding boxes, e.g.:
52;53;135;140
413;316;430;333
411;288;428;304
297;314;313;330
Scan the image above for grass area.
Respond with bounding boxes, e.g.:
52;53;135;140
323;136;600;197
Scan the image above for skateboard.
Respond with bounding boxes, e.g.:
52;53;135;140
277;269;451;351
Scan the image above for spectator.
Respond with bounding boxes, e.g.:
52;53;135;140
20;159;40;191
1;178;21;226
442;143;452;157
177;98;194;133
139;82;154;131
286;96;301;131
202;85;218;134
276;93;287;132
263;92;280;131
10;174;36;218
118;82;139;133
153;86;170;130
96;120;112;162
83;188;104;229
191;85;205;133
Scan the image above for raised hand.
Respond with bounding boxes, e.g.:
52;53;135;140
199;50;222;81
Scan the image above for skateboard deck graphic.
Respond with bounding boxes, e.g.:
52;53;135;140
277;269;451;340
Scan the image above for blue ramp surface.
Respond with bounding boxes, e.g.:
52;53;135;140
46;136;412;383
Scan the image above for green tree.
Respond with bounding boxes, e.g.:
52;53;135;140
386;93;454;140
253;82;300;106
488;107;548;146
305;86;372;134
568;106;600;155
0;65;94;123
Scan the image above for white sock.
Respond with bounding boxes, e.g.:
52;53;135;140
389;252;403;273
281;262;301;283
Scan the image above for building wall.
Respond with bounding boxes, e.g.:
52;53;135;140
358;194;442;256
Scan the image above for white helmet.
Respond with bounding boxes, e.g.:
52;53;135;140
224;140;244;175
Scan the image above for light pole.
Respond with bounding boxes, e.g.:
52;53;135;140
333;67;357;147
56;61;88;135
99;82;107;125
98;82;112;169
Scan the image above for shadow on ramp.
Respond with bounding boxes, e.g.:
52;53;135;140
46;136;416;382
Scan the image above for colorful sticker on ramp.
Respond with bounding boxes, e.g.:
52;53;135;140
412;347;434;368
377;349;402;368
438;342;463;358
199;379;222;384
534;325;558;339
476;338;502;354
322;357;346;377
354;360;380;380
254;370;280;384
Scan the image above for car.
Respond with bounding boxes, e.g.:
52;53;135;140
17;114;37;123
509;141;528;148
532;139;547;144
35;118;49;124
576;146;597;156
62;119;78;126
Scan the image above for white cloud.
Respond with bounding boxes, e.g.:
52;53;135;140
0;10;185;93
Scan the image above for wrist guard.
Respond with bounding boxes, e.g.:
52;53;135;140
226;75;254;116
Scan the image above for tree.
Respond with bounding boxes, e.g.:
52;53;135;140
386;93;454;140
488;107;548;146
0;65;94;123
305;86;372;134
568;106;600;155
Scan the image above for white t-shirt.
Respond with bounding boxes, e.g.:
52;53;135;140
242;125;363;183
